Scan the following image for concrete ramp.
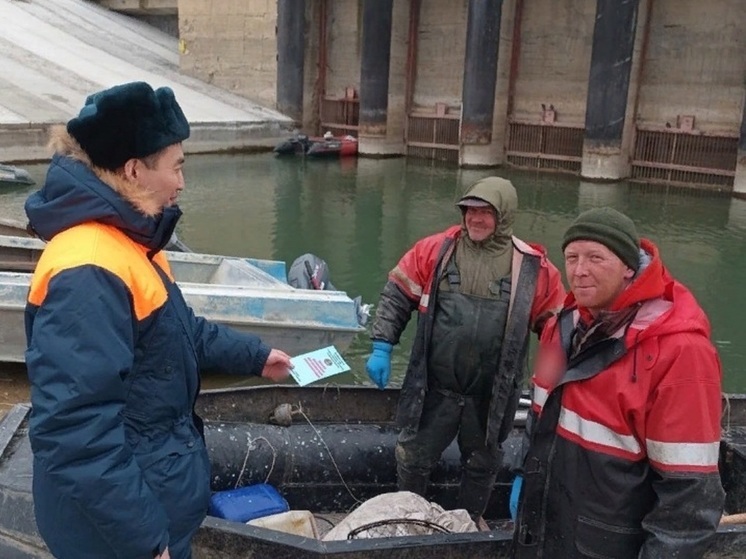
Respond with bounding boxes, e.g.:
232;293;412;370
0;0;294;162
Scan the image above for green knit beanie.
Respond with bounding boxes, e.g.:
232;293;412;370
562;207;640;270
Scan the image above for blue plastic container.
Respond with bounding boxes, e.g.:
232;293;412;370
208;483;289;523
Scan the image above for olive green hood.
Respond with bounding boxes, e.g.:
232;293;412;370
457;176;517;245
447;176;518;296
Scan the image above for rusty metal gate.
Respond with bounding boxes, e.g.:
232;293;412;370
320;87;359;137
505;121;584;174
406;103;460;164
631;127;737;191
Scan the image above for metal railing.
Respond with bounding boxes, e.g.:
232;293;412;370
505;121;584;174
406;104;461;164
320;88;359;137
631;128;738;190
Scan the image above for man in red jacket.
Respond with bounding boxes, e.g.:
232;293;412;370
513;207;724;558
366;176;565;522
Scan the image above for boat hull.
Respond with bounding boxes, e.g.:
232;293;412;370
0;387;744;558
274;135;358;158
0;235;366;361
0;164;34;188
306;137;358;158
273;137;309;156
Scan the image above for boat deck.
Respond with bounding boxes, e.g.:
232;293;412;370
1;379;745;558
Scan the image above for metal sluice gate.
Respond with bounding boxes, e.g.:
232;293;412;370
320;91;738;192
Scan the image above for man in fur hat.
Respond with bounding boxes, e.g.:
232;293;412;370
24;82;292;559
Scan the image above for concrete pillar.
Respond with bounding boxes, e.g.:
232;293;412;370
460;0;504;167
276;0;306;123
358;0;393;155
581;0;639;181
734;92;746;197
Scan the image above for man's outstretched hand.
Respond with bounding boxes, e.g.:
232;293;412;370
261;349;292;382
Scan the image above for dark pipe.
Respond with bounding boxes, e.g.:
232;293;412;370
738;92;746;152
506;0;524;118
277;0;306;123
315;0;328;135
585;0;640;142
461;0;504;145
405;0;422;114
359;0;394;136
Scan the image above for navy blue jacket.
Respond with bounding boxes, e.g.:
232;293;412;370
24;153;270;558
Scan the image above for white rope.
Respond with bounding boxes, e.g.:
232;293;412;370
297;406;363;507
235;434;277;488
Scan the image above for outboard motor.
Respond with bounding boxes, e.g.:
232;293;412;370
288;253;336;291
273;133;312;156
287;253;370;326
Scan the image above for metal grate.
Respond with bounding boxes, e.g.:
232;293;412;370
627;179;733;199
320;89;359;137
631;128;737;191
406;107;460;164
505;122;584;174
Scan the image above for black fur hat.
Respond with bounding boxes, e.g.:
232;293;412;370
67;81;190;170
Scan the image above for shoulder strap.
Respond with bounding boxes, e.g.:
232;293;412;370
485;253;541;447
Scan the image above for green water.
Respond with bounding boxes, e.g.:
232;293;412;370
2;153;744;391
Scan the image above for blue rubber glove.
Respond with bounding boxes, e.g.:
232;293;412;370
509;475;523;521
366;340;392;389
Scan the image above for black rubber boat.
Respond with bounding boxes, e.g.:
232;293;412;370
0;386;744;558
274;134;358;158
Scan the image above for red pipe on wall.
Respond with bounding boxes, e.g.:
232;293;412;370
405;0;421;114
506;0;524;119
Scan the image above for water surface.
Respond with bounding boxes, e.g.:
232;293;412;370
1;154;743;394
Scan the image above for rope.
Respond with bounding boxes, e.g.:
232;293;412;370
235;400;362;507
235;434;277;488
297;407;363;507
313;515;337;529
347;518;451;539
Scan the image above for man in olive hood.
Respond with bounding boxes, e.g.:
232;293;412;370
366;176;565;522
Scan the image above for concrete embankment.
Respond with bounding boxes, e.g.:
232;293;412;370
0;0;294;163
